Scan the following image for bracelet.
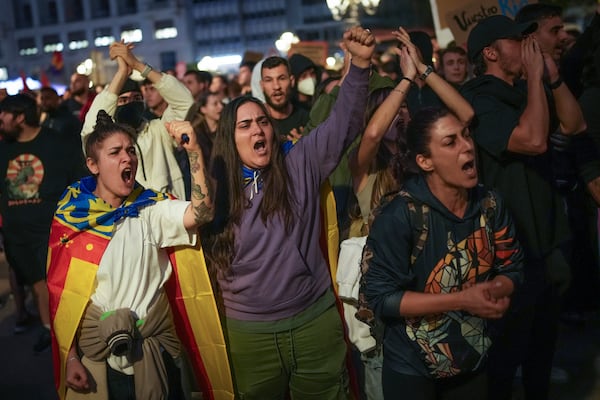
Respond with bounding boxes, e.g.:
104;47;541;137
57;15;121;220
140;63;153;79
67;356;79;363
549;77;563;90
419;65;434;81
394;88;407;95
400;76;414;85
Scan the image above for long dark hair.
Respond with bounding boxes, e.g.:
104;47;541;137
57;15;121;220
350;87;407;225
201;96;295;274
363;87;408;180
191;91;221;164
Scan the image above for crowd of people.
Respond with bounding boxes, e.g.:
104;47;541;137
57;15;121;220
0;3;599;399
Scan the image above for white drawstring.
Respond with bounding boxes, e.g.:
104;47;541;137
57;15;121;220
250;170;259;200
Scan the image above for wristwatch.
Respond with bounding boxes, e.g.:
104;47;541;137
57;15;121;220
419;65;434;81
549;77;563;90
140;63;153;79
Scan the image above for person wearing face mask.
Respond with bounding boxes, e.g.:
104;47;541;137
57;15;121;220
81;41;194;200
114;79;145;128
289;53;320;112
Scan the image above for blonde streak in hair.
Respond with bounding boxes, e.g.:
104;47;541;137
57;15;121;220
371;168;399;212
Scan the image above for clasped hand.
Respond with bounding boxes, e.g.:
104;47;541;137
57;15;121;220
459;280;511;319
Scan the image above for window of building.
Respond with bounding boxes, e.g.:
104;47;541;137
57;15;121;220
14;2;34;29
64;0;84;22
94;27;114;47
149;0;169;8
68;30;88;50
18;37;38;56
117;0;137;15
155;19;177;40
160;51;176;71
121;24;142;43
91;0;110;19
49;1;58;21
38;0;59;25
43;34;63;53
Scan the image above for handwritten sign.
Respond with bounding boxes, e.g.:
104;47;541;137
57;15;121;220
433;0;537;47
288;41;328;67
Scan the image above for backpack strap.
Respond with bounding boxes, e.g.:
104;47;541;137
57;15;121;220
367;190;400;229
357;189;428;333
391;189;496;267
480;189;497;255
365;189;430;266
398;190;429;265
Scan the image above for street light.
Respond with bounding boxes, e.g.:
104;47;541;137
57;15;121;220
326;0;381;26
76;58;93;75
275;32;300;55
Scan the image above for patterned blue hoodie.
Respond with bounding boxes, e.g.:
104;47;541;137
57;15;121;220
363;174;523;378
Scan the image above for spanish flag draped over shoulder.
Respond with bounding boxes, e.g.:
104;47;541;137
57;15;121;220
320;181;362;400
47;176;233;400
319;180;339;292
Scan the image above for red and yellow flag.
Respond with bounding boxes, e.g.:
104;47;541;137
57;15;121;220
47;179;233;399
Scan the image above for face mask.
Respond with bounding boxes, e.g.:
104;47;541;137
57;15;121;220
297;77;316;96
114;101;144;129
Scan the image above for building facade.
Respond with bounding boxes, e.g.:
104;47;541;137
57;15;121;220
0;0;433;89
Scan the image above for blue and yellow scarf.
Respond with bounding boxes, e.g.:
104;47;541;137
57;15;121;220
54;175;167;240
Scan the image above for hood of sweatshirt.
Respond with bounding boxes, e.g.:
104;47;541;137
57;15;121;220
401;174;485;224
460;74;526;111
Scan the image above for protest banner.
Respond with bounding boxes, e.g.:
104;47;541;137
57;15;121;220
430;0;538;47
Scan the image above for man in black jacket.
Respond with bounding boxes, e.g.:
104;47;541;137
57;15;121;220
461;14;586;399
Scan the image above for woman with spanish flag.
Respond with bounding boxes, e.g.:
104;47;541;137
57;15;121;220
46;109;233;399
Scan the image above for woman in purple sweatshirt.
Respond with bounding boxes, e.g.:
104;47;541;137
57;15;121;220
201;27;374;399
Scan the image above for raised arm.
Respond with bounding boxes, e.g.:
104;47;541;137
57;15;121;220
396;27;474;125
165;120;214;229
106;42;134;95
110;41;162;87
349;45;413;193
507;37;550;155
80;44;131;152
345;27;375;69
291;27;373;183
544;54;586;135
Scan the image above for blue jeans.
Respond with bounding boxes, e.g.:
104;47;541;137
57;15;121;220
361;351;384;400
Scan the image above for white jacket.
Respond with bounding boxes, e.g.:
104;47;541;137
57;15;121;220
336;235;377;353
81;73;193;199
